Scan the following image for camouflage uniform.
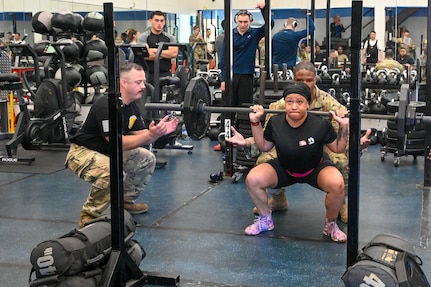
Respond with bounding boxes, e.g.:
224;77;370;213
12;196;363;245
189;34;206;68
252;86;349;193
65;143;156;218
375;59;405;72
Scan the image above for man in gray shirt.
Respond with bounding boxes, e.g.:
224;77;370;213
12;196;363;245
214;20;224;69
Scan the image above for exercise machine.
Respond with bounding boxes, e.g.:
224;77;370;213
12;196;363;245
0;42;79;164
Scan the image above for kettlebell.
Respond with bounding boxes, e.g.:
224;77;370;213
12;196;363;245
363;69;373;84
332;73;340;85
387;69;399;85
376;69;387;85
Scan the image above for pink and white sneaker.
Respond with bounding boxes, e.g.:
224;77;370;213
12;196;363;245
323;219;347;243
244;212;274;236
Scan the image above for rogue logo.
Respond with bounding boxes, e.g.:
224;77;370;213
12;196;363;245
1;157;18;162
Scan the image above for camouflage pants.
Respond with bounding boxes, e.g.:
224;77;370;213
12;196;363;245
65;143;156;218
256;146;349;195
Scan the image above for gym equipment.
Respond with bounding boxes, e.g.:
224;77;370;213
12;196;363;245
145;42;194;153
0;73;35;164
342;234;430;287
84;64;108;104
381;100;426;166
56;38;81;62
31;11;54;34
190;41;208;77
82;12;104;32
29;211;143;287
142;81;431;151
83;38;108;62
55;66;82;91
1;42;79;163
51;11;83;34
101;4;180;286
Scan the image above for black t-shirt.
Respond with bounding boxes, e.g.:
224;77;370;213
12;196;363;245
264;113;337;173
70;95;146;155
138;30;176;74
396;54;415;66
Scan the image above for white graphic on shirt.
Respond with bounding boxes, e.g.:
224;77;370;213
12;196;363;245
102;120;109;133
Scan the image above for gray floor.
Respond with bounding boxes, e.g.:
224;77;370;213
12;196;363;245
0;138;430;287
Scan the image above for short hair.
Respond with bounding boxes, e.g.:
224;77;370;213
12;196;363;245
385;49;394;58
294;60;317;76
221;20;225;30
283;82;312;103
150;10;165;19
193;25;199;30
120;63;144;77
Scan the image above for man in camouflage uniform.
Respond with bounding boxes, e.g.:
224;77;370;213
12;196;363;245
375;49;405;72
65;63;179;227
246;60;349;222
189;25;206;69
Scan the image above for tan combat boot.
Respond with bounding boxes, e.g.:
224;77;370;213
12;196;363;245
339;198;348;223
253;192;288;214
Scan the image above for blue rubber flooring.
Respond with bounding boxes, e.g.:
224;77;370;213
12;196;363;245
0;138;430;287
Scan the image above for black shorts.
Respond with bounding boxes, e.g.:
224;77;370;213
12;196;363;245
267;157;335;190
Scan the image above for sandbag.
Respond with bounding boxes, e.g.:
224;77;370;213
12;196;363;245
342;234;430;287
29;268;103;287
30;211;136;278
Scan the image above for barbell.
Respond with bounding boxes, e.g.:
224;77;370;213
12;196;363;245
144;77;430;155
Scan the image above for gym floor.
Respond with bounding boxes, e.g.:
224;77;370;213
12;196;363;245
0;137;430;287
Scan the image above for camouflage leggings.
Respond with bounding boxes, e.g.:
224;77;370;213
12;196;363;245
65;143;156;217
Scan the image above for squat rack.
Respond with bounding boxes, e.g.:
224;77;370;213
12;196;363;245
102;1;431;285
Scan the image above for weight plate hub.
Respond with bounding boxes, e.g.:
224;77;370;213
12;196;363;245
183;77;211;140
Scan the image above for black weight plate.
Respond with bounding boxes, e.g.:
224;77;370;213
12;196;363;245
405;148;425;155
235;158;256;168
387;129;426;139
405;144;425;150
385;137;398;148
386;101;399;114
408;101;426;113
183;77;211;140
386;120;398;130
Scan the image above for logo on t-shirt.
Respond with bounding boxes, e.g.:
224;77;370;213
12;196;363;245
307;137;315;145
299;137;315;147
102;120;109;133
128;115;137;129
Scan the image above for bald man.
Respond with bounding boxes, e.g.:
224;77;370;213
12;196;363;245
272;16;315;70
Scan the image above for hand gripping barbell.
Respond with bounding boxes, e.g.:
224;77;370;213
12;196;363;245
144;78;430;156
